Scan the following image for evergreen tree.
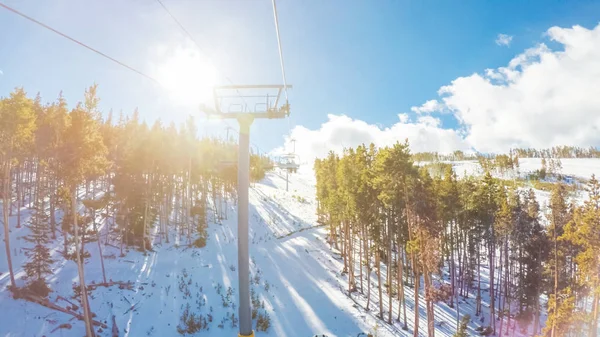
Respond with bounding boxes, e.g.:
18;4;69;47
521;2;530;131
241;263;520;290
23;179;54;297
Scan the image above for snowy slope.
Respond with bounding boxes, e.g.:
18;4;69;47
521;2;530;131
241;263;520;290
449;158;600;181
1;170;377;337
0;165;557;337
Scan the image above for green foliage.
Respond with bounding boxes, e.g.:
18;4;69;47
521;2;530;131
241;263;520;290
255;311;271;332
453;314;470;337
177;303;208;335
22;191;54;296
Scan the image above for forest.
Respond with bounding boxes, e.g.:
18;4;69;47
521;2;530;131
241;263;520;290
314;141;600;337
0;86;271;335
2;85;600;337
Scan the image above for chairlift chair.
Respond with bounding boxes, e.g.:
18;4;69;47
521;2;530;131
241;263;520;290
277;153;300;173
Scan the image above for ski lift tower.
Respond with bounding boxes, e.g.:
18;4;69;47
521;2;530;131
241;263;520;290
202;84;291;337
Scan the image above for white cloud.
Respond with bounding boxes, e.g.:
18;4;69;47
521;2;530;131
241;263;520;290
417;115;441;127
0;69;3;75
495;33;513;46
398;113;410;123
411;99;443;114
272;114;470;164
433;23;600;153
278;23;600;161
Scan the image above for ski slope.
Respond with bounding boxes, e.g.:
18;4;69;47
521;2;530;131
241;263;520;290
0;164;558;336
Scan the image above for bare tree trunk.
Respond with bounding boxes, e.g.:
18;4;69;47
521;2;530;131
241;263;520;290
16;166;21;228
590;293;599;337
413;255;420;337
451;219;460;332
425;271;435;337
97;230;107;284
359;225;364;294
366;238;371;311
489;239;496;333
50;175;57;239
376;244;383;319
401;248;408;329
387;217;392;325
2;161;16;288
347;220;354;294
343;221;348;274
142;172;149;252
551;219;559;337
72;187;94;337
500;239;509;337
186;156;191;243
477;243;482;316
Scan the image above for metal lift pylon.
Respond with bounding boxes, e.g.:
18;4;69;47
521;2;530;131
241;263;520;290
202;84;291;337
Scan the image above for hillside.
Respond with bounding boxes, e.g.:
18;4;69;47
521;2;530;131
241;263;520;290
0;164;528;337
4;156;600;336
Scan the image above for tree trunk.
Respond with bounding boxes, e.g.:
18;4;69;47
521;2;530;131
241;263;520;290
425;271;435;337
366;238;371;311
50;176;57;239
359;225;364;294
590;293;599;337
142;173;149;252
413;256;420;337
376;244;383;319
343;221;348;274
16;166;21;228
489;232;496;334
72;186;94;337
2;161;16;288
477;244;482;316
97;230;107;284
348;220;354;294
387;217;393;325
551;216;559;337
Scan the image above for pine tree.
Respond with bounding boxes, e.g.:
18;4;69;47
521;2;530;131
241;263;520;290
560;175;600;337
23;178;54;297
61;87;108;337
547;183;571;337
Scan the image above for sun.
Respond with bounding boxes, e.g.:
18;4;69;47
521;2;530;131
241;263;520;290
155;45;219;108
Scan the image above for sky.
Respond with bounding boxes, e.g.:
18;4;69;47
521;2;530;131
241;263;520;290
1;0;600;163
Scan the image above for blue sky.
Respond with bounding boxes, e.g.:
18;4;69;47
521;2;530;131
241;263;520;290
1;0;600;155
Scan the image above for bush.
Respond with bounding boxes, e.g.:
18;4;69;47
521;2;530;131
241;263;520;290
27;279;51;298
476;326;493;336
453;314;470;337
193;236;206;248
176;303;207;335
256;311;271;332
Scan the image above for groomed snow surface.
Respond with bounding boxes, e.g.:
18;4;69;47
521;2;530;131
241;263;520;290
1;160;580;336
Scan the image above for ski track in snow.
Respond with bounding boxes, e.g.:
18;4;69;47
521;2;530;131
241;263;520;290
2;159;587;336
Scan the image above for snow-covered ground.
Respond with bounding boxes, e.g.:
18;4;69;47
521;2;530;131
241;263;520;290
0;162;572;336
1;169;385;337
449;158;600;181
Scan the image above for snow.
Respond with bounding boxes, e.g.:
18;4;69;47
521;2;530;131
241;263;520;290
449;158;600;181
5;160;592;336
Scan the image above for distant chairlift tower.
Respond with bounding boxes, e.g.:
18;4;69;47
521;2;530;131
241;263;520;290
202;84;291;337
277;139;300;191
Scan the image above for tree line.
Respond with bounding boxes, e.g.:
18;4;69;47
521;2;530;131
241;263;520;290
513;146;600;159
0;86;270;336
314;141;600;337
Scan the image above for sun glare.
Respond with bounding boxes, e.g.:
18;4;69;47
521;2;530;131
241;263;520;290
155;46;219;108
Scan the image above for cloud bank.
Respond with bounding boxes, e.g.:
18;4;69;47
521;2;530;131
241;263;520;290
273;114;469;165
276;23;600;162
